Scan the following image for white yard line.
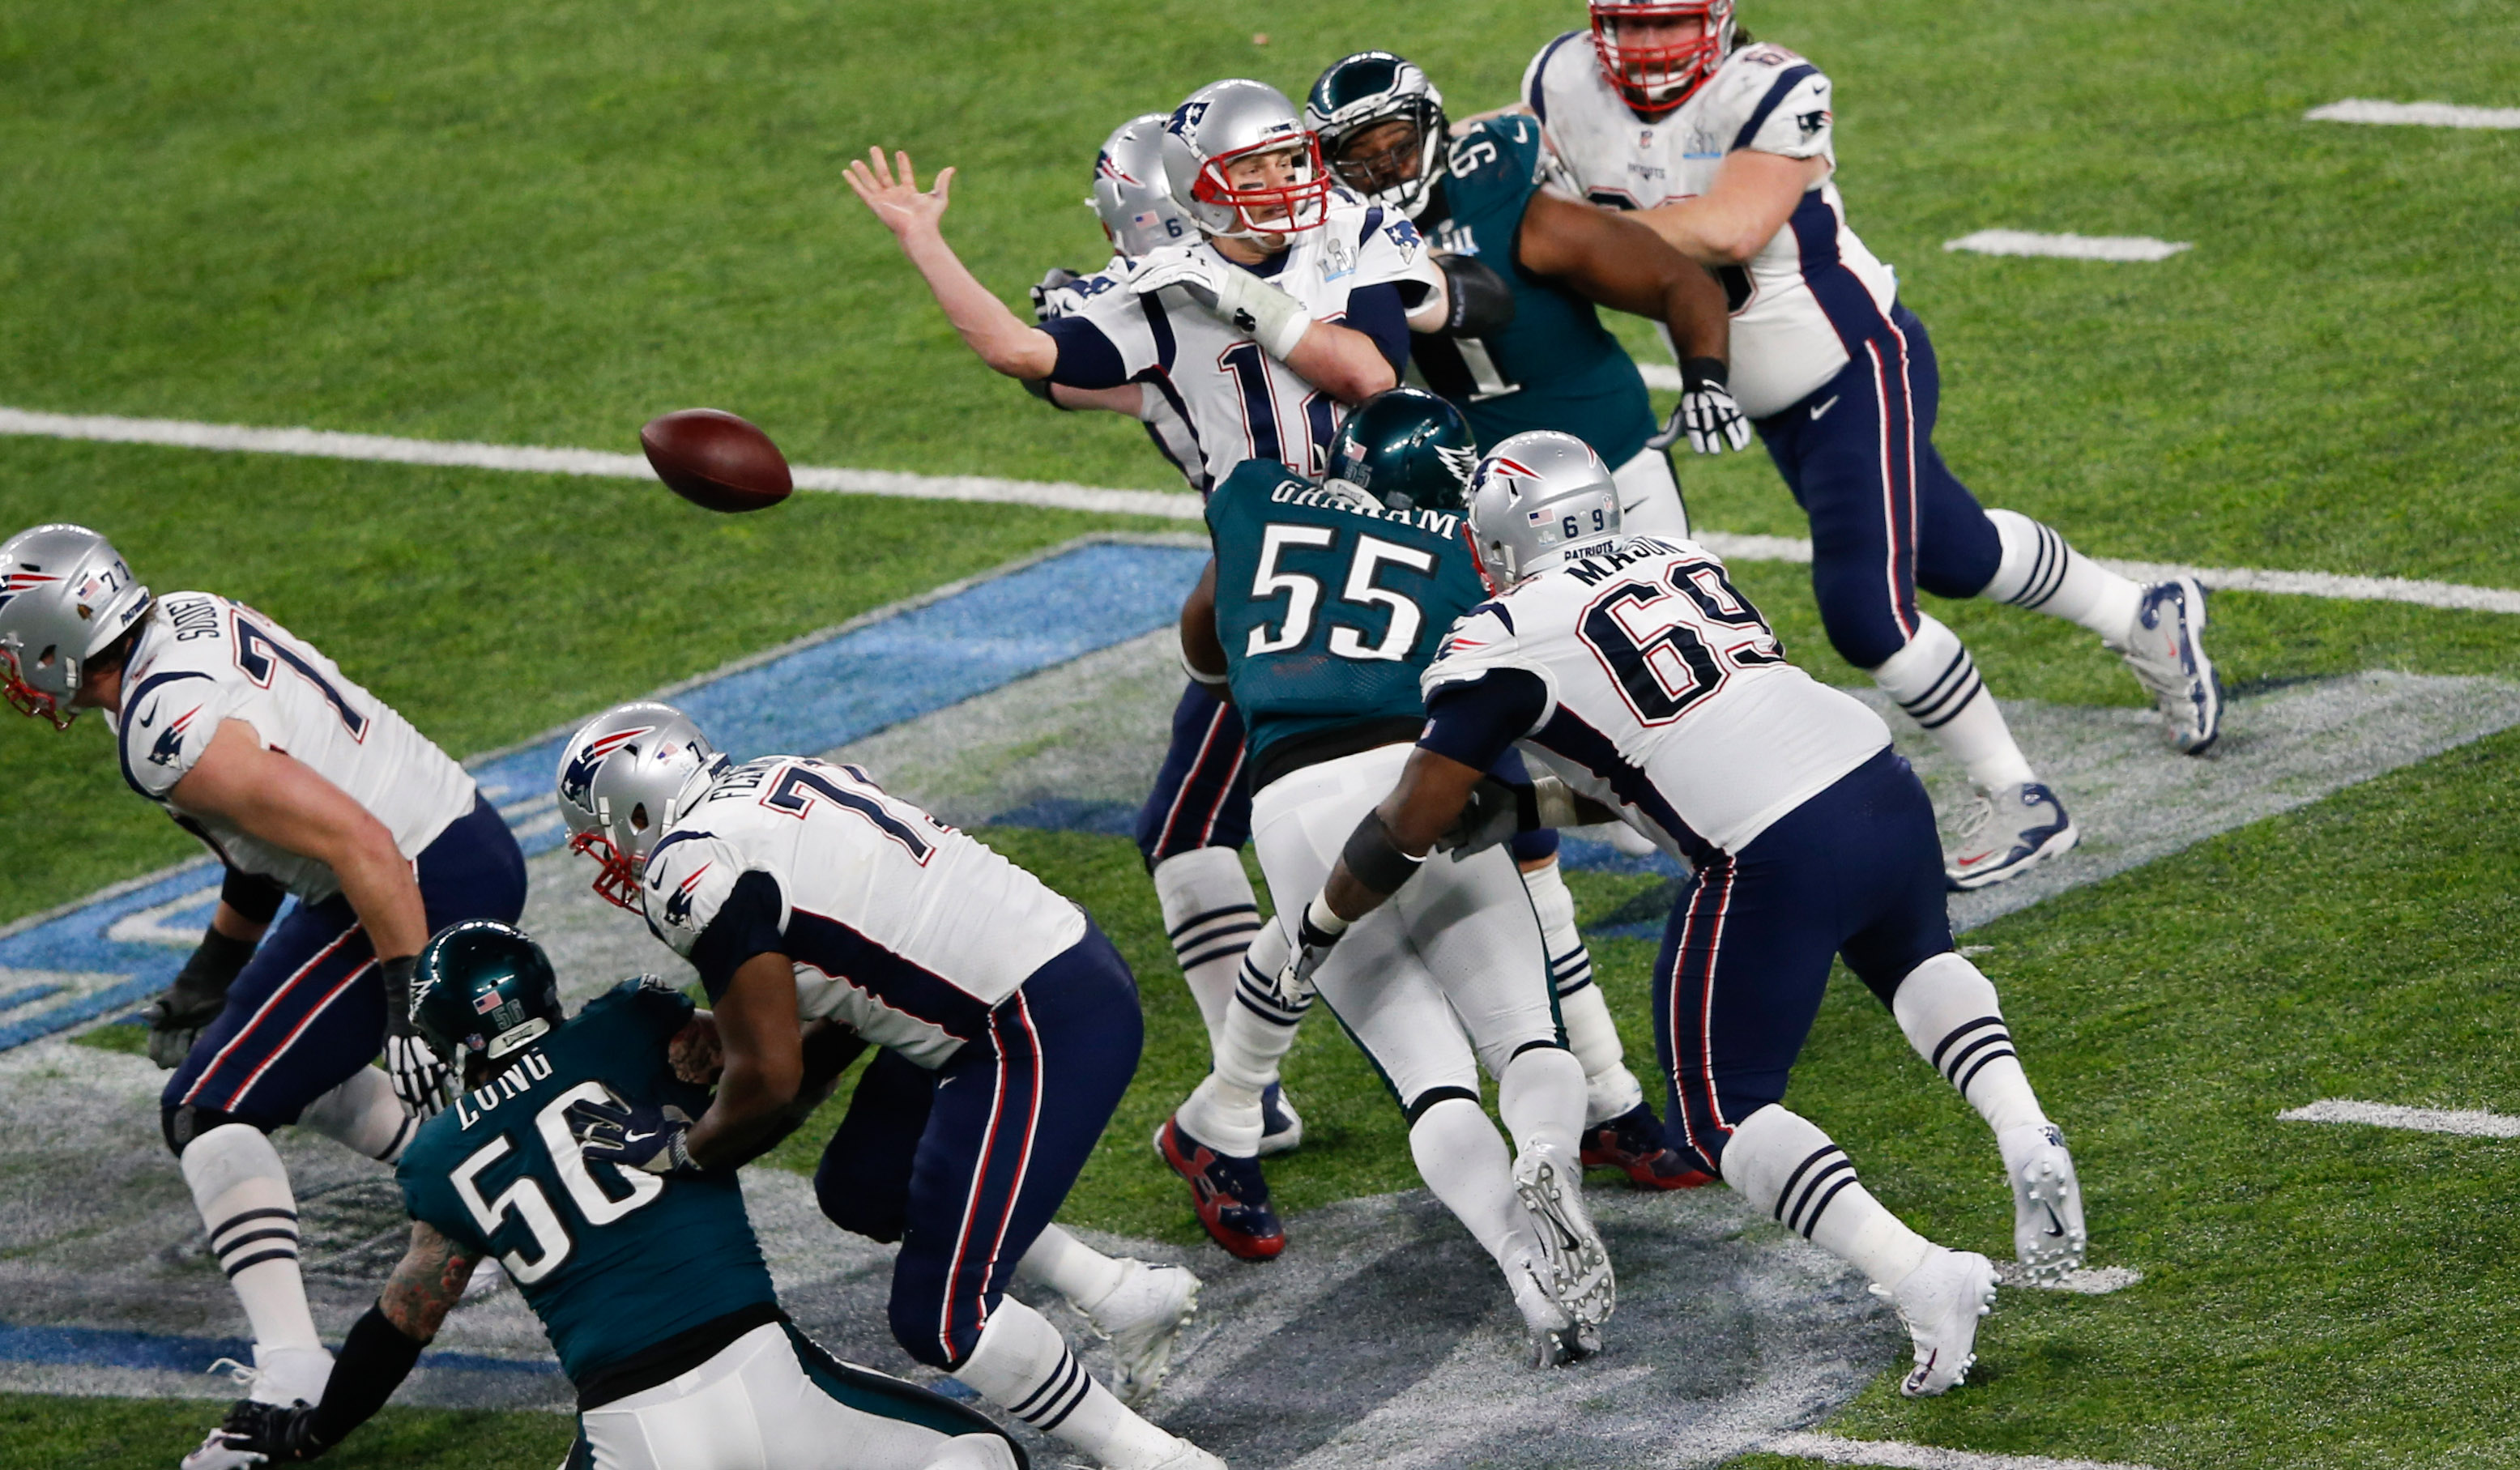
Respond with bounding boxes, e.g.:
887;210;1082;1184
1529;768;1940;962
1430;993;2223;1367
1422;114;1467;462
7;404;2520;615
1943;231;2191;262
2307;99;2520;130
1763;1433;2169;1470
2277;1100;2520;1138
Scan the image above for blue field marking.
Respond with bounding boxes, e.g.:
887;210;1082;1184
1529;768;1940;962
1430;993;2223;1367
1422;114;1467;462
0;1319;556;1381
0;540;1210;1054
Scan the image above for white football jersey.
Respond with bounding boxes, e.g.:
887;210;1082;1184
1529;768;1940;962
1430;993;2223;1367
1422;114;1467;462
111;593;478;899
1422;538;1888;859
1044;194;1439;487
1524;36;1900;419
641;756;1087;1068
1040;254;1212;495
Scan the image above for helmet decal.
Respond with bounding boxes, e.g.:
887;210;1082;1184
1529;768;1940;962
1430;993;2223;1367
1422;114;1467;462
561;725;651;810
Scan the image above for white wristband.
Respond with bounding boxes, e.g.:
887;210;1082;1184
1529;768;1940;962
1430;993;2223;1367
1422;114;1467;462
1301;894;1352;939
1180;649;1230;687
1212;270;1313;361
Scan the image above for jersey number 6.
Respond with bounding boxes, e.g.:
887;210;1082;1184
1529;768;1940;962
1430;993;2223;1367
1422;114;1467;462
1579;560;1786;724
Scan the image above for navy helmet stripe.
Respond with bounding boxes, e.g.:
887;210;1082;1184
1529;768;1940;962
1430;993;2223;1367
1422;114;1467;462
1729;63;1820;152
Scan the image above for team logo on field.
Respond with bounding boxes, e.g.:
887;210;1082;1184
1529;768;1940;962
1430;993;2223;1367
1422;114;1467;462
560;726;653;809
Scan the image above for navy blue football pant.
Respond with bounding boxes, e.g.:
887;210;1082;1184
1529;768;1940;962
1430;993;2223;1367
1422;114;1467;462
1134;680;1253;867
813;923;1143;1370
164;795;527;1133
1654;748;1955;1175
1754;304;2005;671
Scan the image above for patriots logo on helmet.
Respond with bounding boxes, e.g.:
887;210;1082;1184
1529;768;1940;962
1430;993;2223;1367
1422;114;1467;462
1096;150;1140;185
1169;100;1208;134
146;705;203;766
561;726;653;810
661;863;710;929
0;570;60;612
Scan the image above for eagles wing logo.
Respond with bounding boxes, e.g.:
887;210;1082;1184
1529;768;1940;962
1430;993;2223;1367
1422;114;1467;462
560;726;652;809
1436;445;1479;486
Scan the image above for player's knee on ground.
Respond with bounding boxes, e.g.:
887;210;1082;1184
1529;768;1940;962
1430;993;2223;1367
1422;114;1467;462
161;1101;259;1157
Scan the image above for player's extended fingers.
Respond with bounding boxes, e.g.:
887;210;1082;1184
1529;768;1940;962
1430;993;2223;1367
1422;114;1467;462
893;149;918;193
932;165;956;207
864;146;896;189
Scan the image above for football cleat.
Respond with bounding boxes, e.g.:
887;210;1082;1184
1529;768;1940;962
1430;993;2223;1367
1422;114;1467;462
2000;1123;2088;1284
1508;1253;1598;1369
1579;1101;1712;1191
1144;1440;1229;1470
1512;1142;1615;1328
180;1412;265;1470
1256;1080;1304;1157
1084;1259;1203;1407
1944;782;2078;891
2112;577;2223;755
1874;1246;1998;1398
1155;1115;1285;1260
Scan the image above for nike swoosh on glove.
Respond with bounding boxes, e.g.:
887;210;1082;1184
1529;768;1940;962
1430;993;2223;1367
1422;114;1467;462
568;1093;706;1178
377;953;450;1118
1648;356;1754;454
1127;249;1311;360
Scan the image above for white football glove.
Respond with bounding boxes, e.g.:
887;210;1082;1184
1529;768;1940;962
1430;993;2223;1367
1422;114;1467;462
383;1033;450;1118
1278;896;1349;999
1128;251;1311;360
1648;357;1754;454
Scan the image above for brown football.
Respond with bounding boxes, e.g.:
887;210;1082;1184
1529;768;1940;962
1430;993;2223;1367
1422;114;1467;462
639;408;793;513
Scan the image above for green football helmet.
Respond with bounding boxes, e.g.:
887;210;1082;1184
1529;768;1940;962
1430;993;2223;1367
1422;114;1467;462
410;920;565;1067
1324;388;1478;513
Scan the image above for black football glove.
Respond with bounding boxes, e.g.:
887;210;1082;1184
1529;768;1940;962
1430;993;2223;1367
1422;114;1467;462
1435;777;1540;861
377;954;450;1118
1028;266;1085;323
1648;356;1753;454
141;930;256;1070
215;1397;332;1463
569;1093;706;1178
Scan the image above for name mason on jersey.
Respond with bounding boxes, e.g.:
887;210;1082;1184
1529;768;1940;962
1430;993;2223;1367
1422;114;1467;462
1558;536;1689;586
1265;477;1462;539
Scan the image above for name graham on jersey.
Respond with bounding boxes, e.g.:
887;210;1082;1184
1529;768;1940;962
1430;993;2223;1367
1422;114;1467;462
1268;481;1461;538
1562;536;1687;586
451;1048;557;1129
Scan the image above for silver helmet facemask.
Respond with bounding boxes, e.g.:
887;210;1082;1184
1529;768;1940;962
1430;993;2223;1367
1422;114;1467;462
555;701;728;913
1092;113;1193;258
0;523;155;730
1465;432;1625;590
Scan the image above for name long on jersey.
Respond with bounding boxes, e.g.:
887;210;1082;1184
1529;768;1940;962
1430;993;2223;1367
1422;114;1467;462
109;591;478;897
1045;192;1436;487
638;756;1086;1067
1523;36;1900;420
1421;536;1890;863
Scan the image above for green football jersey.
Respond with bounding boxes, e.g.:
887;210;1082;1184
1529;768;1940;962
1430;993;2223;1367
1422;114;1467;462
1207;459;1489;762
1410;114;1656;467
398;979;776;1386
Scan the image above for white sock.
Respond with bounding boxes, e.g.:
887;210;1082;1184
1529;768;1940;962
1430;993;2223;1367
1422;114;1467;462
1721;1105;1932;1289
1519;860;1644;1126
1984;509;2144;642
1892;952;2049;1138
182;1124;322;1354
1870;614;2037;791
1409;1096;1539;1272
1153;847;1262;1042
1175;918;1305;1156
295;1067;418;1163
952;1297;1184;1470
1013;1224;1128;1313
1495;1045;1587;1162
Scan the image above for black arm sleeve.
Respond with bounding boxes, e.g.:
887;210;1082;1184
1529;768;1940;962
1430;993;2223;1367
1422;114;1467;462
308;1302;427;1447
1418;668;1551;773
689;870;788;1003
1342;282;1410;373
1038;316;1132;390
220;867;287;927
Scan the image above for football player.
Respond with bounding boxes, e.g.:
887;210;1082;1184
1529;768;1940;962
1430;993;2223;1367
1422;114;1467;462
1275;433;2090;1396
1168;389;1612;1367
1523;0;2222;887
0;524;527;1467
1308;48;1756;1188
554;710;1221;1470
206;921;1026;1470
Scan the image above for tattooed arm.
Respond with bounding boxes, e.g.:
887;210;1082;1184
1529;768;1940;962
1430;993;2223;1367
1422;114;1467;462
215;1221;480;1461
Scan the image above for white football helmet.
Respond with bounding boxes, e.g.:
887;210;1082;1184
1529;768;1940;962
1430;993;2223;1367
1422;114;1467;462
1093;113;1192;258
1465;432;1623;590
555;701;727;912
1161;79;1332;241
1591;0;1738;117
0;523;154;729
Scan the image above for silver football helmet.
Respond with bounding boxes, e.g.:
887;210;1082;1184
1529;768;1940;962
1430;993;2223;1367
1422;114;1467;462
1465;431;1624;590
1306;52;1449;219
0;523;154;730
1161;79;1332;241
1093;113;1192;258
555;701;728;912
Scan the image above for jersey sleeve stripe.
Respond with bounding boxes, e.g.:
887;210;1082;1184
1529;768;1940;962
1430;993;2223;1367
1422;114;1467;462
1729;63;1820;152
1527;30;1587;124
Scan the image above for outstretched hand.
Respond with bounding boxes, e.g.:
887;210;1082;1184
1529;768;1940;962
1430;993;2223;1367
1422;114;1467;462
844;148;956;241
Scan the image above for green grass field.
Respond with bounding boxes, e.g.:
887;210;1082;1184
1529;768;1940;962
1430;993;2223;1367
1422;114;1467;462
2;0;2517;1464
